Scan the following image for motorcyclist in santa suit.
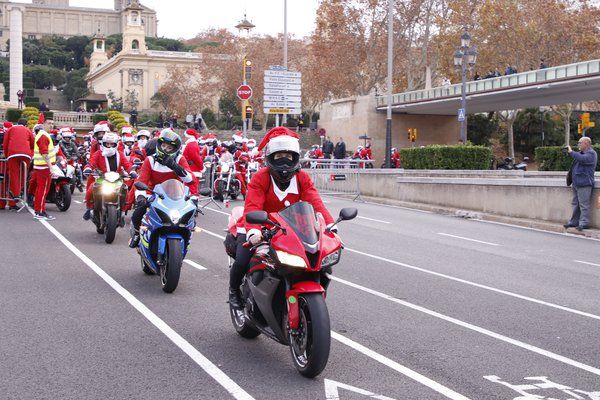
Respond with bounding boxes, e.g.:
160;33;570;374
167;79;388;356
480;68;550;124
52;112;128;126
128;129;198;248
228;127;335;309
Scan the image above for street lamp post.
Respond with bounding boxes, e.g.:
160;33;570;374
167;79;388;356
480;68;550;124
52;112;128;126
453;28;477;144
384;0;394;168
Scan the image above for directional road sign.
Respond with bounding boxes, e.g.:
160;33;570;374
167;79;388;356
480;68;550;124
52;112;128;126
263;69;302;115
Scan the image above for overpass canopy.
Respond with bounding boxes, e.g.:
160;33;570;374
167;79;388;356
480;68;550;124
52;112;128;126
376;59;600;115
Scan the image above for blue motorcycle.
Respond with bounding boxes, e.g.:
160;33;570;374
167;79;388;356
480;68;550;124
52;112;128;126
134;179;207;293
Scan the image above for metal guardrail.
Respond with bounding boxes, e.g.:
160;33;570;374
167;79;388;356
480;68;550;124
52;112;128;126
0;158;29;211
377;58;600;107
302;159;375;201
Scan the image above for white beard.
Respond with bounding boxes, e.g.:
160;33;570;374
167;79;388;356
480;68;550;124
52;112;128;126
102;147;117;157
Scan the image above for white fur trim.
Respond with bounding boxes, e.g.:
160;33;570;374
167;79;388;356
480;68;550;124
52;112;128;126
271;175;298;201
266;135;299;156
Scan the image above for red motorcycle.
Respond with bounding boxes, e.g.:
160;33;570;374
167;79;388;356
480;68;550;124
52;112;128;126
225;202;357;377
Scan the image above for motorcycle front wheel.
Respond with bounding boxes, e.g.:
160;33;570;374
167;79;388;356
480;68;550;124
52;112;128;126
104;205;118;244
161;238;182;293
289;293;331;378
56;185;71;212
229;303;261;339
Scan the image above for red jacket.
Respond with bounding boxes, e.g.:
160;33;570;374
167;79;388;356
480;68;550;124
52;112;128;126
183;139;204;173
239;168;334;234
3;125;34;159
391;151;401;168
136;155;198;196
87;149;133;174
359;148;372;160
130;143;147;164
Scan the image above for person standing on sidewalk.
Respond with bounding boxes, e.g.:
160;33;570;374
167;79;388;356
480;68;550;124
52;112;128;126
31;127;56;220
564;137;597;231
1;120;33;210
322;136;334;161
333;137;346;168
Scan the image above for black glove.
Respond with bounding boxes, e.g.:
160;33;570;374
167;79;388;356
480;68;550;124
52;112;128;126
135;195;148;207
129;171;138;179
163;156;177;169
172;163;187;178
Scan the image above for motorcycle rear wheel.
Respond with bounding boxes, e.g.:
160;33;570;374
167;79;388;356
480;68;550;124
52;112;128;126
229;303;261;339
104;205;118;244
289;293;331;378
56;185;71;212
161;238;182;293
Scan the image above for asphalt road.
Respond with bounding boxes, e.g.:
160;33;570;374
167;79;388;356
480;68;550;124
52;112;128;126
2;192;600;400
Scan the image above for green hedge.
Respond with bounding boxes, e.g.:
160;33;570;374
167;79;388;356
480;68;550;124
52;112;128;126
535;145;600;171
92;114;108;124
5;108;22;122
400;145;493;170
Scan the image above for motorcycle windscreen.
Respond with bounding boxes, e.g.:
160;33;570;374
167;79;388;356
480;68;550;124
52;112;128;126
158;179;185;201
278;202;319;246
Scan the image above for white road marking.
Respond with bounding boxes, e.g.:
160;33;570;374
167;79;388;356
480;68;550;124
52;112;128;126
344;247;600;322
30;211;255;400
323;195;433;214
356;216;391;224
324;379;397;400
200;229;226;240
183;260;207;271
331;333;471;400
73;200;82;204
330;275;600;377
574;260;600;267
437;232;500;246
471;218;600;243
203;207;232;217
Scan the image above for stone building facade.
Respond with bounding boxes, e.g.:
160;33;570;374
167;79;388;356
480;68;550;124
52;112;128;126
0;0;157;50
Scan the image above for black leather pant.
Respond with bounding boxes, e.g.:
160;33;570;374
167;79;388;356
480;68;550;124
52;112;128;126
229;234;251;289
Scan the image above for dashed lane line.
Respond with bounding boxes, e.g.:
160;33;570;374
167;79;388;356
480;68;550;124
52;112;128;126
331;332;471;400
344;247;600;322
329;275;600;377
437;232;500;246
356;216;391;224
574;260;600;267
184;260;208;271
31;212;255;400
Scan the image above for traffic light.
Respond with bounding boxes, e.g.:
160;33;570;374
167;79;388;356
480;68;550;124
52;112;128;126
578;123;583;135
579;112;596;135
245;105;253;120
407;128;417;142
244;59;252;81
407;128;412;141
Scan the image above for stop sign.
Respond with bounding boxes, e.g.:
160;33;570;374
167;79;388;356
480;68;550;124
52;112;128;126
237;85;253;100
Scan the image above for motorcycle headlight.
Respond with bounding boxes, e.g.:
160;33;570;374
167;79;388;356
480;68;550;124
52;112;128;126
221;163;230;173
320;250;341;268
169;209;181;224
104;172;120;183
101;182;116;195
276;251;307;269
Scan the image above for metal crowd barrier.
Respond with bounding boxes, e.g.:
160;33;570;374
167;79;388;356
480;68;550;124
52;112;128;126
302;158;375;202
0;158;29;212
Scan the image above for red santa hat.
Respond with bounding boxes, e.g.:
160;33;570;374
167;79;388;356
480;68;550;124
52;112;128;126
122;132;135;143
184;128;199;140
257;127;300;155
121;125;133;134
204;132;217;140
94;121;110;133
3;121;13;129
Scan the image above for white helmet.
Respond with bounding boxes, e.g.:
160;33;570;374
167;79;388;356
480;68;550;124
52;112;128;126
136;130;151;140
246;139;256;149
93;122;110;134
101;132;119;157
59;127;74;139
232;134;244;144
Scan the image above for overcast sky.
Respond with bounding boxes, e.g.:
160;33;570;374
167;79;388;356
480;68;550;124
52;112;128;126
64;0;320;40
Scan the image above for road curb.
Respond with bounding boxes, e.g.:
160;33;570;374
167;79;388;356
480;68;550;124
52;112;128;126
356;195;600;239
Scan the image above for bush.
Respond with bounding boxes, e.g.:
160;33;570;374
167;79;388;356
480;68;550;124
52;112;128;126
400;145;493;170
93;113;108;124
5;108;22;122
535;145;600;171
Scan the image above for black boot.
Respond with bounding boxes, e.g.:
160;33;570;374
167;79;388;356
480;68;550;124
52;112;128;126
228;288;243;309
129;228;140;248
83;208;92;221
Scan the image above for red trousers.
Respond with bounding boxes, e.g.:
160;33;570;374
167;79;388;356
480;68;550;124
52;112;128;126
6;156;29;206
31;168;51;213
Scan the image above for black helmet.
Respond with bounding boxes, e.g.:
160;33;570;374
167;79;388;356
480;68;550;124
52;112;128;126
261;128;301;184
155;128;182;163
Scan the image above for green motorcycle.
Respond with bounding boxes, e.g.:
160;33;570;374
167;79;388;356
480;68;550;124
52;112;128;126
92;171;128;244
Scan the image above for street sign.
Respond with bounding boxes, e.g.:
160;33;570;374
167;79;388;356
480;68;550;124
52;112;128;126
264;75;302;84
269;65;287;71
263;82;301;90
237;84;253;100
264;107;302;115
264;88;302;96
264;69;302;115
264;70;302;78
264;95;302;102
458;108;465;122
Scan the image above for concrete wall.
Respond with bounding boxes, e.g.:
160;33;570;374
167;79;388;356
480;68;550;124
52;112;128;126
319;94;460;162
309;170;600;228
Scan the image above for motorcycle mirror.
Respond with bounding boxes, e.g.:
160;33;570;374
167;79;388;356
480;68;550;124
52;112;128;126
246;211;269;225
199;188;212;197
523;157;530;161
339;207;358;221
134;181;149;191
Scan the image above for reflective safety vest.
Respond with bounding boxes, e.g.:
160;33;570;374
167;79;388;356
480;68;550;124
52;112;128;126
33;131;56;166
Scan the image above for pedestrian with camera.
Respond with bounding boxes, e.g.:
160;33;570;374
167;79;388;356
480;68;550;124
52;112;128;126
564;137;597;231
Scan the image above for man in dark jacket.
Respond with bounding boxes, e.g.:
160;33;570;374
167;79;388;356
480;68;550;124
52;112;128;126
333;137;346;168
564;137;598;231
322;136;334;160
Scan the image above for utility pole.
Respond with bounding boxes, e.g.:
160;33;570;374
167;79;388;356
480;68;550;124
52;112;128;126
282;0;288;126
384;0;394;168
